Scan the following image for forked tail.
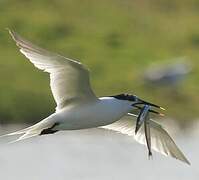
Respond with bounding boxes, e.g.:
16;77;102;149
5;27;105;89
0;117;59;143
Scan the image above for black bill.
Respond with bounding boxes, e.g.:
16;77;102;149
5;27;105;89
133;98;165;110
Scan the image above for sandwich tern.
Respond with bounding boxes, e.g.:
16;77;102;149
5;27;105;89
2;30;190;165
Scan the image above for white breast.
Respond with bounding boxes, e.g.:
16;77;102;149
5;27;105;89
56;97;133;130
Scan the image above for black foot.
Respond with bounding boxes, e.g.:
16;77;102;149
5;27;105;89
40;122;59;135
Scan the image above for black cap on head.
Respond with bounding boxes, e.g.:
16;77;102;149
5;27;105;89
111;93;137;101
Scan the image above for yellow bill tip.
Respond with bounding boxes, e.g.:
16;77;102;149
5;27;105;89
160;107;166;111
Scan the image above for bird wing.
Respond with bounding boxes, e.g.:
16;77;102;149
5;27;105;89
9;30;98;111
101;113;190;165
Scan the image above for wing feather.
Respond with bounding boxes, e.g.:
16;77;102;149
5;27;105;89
9;30;98;111
101;114;190;165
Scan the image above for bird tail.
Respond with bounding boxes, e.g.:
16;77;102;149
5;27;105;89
0;116;58;143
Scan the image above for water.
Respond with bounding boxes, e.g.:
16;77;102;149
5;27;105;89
0;125;198;180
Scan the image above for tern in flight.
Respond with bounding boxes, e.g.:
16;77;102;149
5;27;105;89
2;30;190;165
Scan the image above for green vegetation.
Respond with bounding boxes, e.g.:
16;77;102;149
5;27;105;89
0;0;199;124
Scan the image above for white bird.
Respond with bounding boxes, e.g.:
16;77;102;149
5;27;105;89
2;30;190;165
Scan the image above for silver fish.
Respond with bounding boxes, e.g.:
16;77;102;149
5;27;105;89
144;112;152;158
135;105;150;134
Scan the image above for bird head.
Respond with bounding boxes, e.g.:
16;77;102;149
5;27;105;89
111;94;165;116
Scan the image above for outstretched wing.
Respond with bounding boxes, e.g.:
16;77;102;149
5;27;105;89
9;30;98;111
101;113;190;165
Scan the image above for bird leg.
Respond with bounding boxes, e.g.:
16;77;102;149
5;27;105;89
40;122;60;135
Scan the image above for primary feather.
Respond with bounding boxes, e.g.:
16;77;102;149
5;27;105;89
9;30;97;111
101;113;190;165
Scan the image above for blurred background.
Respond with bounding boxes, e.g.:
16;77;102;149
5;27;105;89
0;0;199;179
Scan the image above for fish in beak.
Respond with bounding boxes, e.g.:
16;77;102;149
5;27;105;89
133;98;165;157
144;112;152;158
135;105;151;134
135;104;152;157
